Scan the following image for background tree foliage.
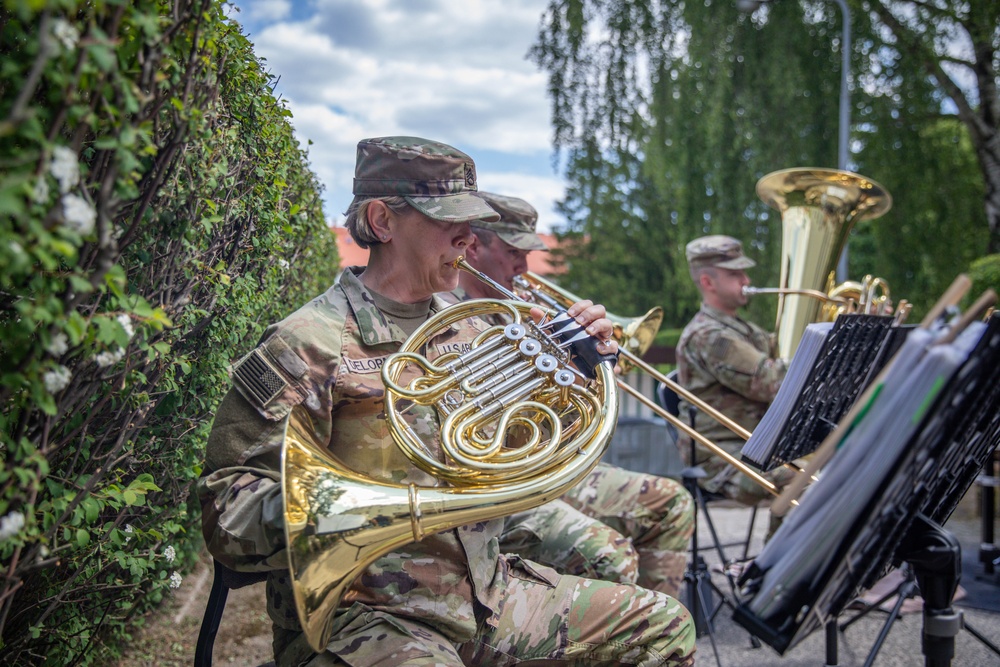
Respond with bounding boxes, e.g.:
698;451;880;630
531;0;996;326
0;1;337;663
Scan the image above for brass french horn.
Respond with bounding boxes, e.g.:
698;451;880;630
282;266;619;652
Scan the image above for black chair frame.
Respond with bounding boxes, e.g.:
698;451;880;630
194;559;274;667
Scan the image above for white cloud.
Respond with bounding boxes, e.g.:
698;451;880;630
234;0;565;224
479;172;565;235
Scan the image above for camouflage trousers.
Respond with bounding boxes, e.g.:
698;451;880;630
288;555;696;666
501;463;694;599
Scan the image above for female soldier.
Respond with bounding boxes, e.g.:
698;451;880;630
197;136;695;666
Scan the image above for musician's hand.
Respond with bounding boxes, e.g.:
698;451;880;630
529;301;618;355
566;299;618;355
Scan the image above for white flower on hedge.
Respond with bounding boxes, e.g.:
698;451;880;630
123;524;134;543
95;347;125;368
52;18;80;51
117;314;135;339
9;240;23;256
0;511;25;541
50;146;80;193
33;178;50;205
46;333;69;356
43;365;72;393
62;194;95;235
169;571;183;589
277;258;289;270
163;545;176;563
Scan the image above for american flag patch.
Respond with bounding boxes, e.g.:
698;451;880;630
233;349;287;407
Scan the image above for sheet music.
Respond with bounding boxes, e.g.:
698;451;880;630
740;322;833;468
745;323;986;622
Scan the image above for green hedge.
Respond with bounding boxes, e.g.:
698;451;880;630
0;1;338;663
966;254;1000;310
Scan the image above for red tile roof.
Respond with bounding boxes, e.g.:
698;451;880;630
332;226;565;276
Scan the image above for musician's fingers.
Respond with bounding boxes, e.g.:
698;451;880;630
584;316;615;344
565;299;597;320
596;337;618;355
570;303;607;328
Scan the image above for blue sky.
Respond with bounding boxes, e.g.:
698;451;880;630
229;0;567;233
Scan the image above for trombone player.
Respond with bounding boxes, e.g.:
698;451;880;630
447;191;695;600
676;235;796;537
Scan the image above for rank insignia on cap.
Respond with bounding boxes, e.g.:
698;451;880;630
233;349;288;407
464;162;476;188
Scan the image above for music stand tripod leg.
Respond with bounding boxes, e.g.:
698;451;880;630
679;465;724;664
839;564;917;633
902;515;964;667
858;569;920;667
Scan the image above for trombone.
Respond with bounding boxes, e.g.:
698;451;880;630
502;270;790;498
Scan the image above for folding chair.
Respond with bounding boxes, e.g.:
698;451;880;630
656;372;759;564
656;372;762;660
194;559;275;667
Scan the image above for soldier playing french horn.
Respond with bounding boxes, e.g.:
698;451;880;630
197;137;696;666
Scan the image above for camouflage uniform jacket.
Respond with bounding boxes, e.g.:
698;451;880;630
196;266;502;645
675;303;787;448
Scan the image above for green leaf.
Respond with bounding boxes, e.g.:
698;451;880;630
68;274;95;294
86;43;117;72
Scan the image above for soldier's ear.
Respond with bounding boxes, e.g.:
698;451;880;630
366;200;393;241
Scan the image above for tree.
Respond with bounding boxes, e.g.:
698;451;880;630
863;1;1000;253
531;0;995;323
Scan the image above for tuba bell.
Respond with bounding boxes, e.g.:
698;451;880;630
282;287;619;652
751;168;892;357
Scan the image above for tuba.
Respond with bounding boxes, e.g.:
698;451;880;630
282;275;619;652
750;168;892;358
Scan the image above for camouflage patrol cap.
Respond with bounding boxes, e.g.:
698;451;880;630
470;192;548;251
685;235;756;269
353;137;500;223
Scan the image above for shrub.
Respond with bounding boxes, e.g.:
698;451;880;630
966;254;1000;309
0;1;338;663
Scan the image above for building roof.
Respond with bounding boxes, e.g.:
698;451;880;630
332;226;565;275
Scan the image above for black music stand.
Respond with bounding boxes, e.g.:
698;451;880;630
741;314;906;473
734;313;1000;666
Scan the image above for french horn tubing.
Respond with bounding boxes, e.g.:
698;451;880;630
513;271;788;497
282;270;619;652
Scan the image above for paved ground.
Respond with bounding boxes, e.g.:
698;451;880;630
118;488;999;666
688;498;1000;666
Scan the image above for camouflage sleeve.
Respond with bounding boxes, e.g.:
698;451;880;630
196;389;290;572
699;329;788;403
196;332;314;572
